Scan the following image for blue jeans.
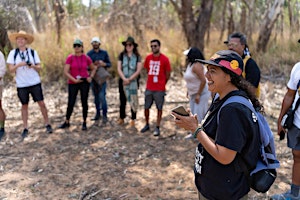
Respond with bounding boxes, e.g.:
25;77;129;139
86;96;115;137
91;81;107;117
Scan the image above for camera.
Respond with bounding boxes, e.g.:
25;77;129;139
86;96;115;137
26;61;31;66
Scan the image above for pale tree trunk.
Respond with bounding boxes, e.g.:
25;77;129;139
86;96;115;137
256;0;284;52
170;0;213;52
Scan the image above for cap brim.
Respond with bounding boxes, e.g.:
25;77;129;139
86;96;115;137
183;48;191;55
195;59;222;67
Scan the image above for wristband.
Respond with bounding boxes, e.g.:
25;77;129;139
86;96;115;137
193;126;203;138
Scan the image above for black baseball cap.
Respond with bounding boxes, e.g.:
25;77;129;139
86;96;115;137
196;50;243;76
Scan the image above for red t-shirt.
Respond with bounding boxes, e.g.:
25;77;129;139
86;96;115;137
65;54;92;84
144;53;171;91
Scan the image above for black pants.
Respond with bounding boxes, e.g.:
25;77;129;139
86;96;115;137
66;82;90;121
118;78;136;120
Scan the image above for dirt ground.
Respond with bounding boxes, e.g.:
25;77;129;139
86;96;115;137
0;74;294;200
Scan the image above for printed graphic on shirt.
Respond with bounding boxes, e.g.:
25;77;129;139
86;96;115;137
149;60;160;76
195;147;204;174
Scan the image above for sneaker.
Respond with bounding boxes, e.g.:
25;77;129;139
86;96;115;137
129;120;135;127
46;124;53;134
140;124;150;133
0;128;5;141
59;121;70;129
21;128;29;138
153;127;160;136
270;191;300;200
117;118;124;125
82;122;87;131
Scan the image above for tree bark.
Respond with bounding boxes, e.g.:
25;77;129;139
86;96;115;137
170;0;213;52
256;0;284;52
219;0;228;42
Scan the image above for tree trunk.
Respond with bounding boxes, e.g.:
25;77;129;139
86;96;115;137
227;2;234;37
170;0;213;52
219;0;228;42
256;0;284;52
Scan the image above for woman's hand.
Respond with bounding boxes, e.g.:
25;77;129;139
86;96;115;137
123;78;130;85
87;77;92;83
195;94;200;104
172;111;198;132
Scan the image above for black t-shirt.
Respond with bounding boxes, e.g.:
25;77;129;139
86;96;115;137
244;58;260;88
194;90;260;200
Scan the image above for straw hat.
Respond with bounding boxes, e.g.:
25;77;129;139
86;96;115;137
8;30;34;44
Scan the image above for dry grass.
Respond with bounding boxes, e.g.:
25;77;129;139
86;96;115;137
21;26;300;84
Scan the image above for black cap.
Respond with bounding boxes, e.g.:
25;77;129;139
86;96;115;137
196;50;243;76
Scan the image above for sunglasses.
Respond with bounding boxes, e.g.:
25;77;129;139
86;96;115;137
126;43;133;47
151;45;158;48
73;44;82;48
226;42;239;48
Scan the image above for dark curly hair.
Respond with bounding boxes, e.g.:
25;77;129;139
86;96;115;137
220;67;264;113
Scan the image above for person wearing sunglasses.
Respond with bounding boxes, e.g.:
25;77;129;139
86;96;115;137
224;32;261;98
117;36;142;127
140;39;171;136
59;39;96;131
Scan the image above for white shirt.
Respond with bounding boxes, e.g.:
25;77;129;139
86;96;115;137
0;51;7;85
287;62;300;128
6;48;41;88
183;63;209;96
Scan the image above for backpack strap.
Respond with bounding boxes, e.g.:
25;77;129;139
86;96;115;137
13;48;20;65
217;95;280;173
13;48;36;65
30;48;36;65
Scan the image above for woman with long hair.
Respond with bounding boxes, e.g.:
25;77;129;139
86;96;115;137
172;50;262;199
117;36;142;127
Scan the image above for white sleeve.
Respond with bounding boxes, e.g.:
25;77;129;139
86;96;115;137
287;62;300;91
0;52;7;78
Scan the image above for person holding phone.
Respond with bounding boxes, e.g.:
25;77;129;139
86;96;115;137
172;50;262;199
59;39;96;131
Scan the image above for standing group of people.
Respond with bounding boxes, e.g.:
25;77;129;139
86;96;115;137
1;30;172;140
1;29;299;199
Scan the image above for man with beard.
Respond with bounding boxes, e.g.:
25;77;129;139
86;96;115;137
140;39;171;136
87;37;111;123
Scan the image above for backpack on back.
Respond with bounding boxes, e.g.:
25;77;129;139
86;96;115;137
13;48;35;65
217;95;280;193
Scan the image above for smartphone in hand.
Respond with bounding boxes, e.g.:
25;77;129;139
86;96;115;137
279;130;285;141
171;106;189;116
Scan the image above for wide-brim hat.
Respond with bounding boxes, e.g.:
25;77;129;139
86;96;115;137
122;36;138;47
196;50;243;76
8;30;34;44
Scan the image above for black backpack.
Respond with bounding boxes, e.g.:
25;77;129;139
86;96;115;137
13;48;35;65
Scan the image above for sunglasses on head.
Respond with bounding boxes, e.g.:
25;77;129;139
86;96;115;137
73;44;82;48
151;45;158;48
